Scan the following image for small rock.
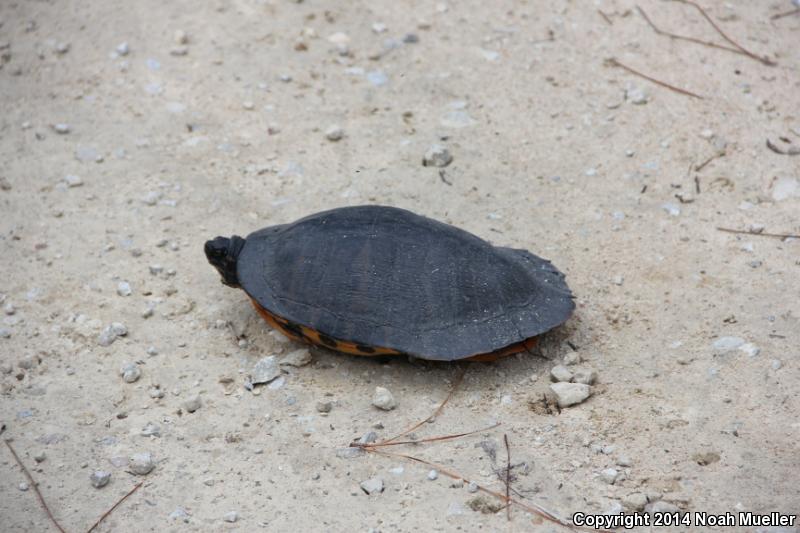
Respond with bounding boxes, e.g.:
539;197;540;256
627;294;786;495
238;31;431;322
467;481;479;493
661;203;681;216
90;470;111;488
280;348;312;367
360;477;384;495
251;356;281;384
573;368;597;385
600;468;618;484
148;386;165;399
316;401;333;413
772;359;783;370
98;322;127;346
115;42;130;56
372;386;397;410
563;351;581;365
616;455;632;467
611;274;624;286
174;30;189;44
366;70;388;87
325;125;344;141
549;382;591;408
223;511;238;523
336;447;364;459
372;22;387;33
550;364;573;383
120;362;141;383
739;343;760;357
3;303;15;315
183;395;201;413
422;144;453;167
33;451;46;463
116;281;132;296
626;86;649;104
54;42;70;54
63;174;83;187
358;431;378;445
427;469;438;480
129;452;155;475
19;482;29;491
622;492;648;511
712;336;745;352
53;123;71;134
18;356;38;370
170;507;190;522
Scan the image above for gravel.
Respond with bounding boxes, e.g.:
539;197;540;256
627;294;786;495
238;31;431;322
316;401;333;413
279;348;312;367
550;364;573;382
90;470;111;488
183;395;202;413
325;125;344;141
98;322;127;346
120;362;141;383
251;356;281;384
427;469;438;480
360;477;384;495
600;467;619;484
622;492;648;511
372;386;397;410
129;452;155;475
223;511;238;523
422;144;453;167
573;368;598;385
549;382;592;407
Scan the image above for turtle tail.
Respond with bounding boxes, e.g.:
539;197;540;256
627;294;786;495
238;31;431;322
204;235;246;288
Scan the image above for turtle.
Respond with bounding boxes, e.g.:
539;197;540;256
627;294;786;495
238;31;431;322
204;205;574;361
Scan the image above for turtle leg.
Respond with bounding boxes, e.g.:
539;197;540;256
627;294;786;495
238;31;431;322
463;336;539;362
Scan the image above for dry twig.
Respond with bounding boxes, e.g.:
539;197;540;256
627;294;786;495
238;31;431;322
717;227;800;239
86;482;144;533
597;9;613;25
670;0;776;66
378;365;467;445
605;58;704;99
504;434;512;521
636;6;742;55
5;439;66;533
766;139;800;156
771;7;800;20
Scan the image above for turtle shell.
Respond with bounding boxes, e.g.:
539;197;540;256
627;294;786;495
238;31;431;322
221;206;574;361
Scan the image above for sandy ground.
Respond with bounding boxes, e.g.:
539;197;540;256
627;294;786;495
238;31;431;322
1;0;799;531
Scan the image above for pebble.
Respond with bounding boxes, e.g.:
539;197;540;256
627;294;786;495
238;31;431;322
183;395;202;413
422;144;453;167
90;470;111;488
223;511;238;523
626;86;649;104
0;328;9;339
63;174;83;187
467;481;479;493
33;451;46;463
739;343;760;357
360;477;384;495
170;507;190;522
98;322;127;346
115;42;130;56
712;336;745;352
600;468;618;484
325;125;344;141
563;351;581;365
549;382;592;408
612;274;624;286
427;469;438;480
148;386;165;399
3;303;14;315
661;203;681;216
19;482;29;491
622;492;648;511
116;281;132;296
771;359;782;370
120;362;141;383
129;452;155;475
280;348;312;367
366;70;388;87
251;356;281;384
53;123;71;134
18;356;38;369
316;401;333;413
550;364;573;383
174;30;189;45
573;368;597;385
372;386;397;410
372;22;387;33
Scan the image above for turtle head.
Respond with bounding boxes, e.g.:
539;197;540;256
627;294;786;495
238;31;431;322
204;235;246;288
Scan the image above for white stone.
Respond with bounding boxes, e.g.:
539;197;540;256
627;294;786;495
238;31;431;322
549;382;591;407
129;452;155;475
251;356;281;384
372;386;397;410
